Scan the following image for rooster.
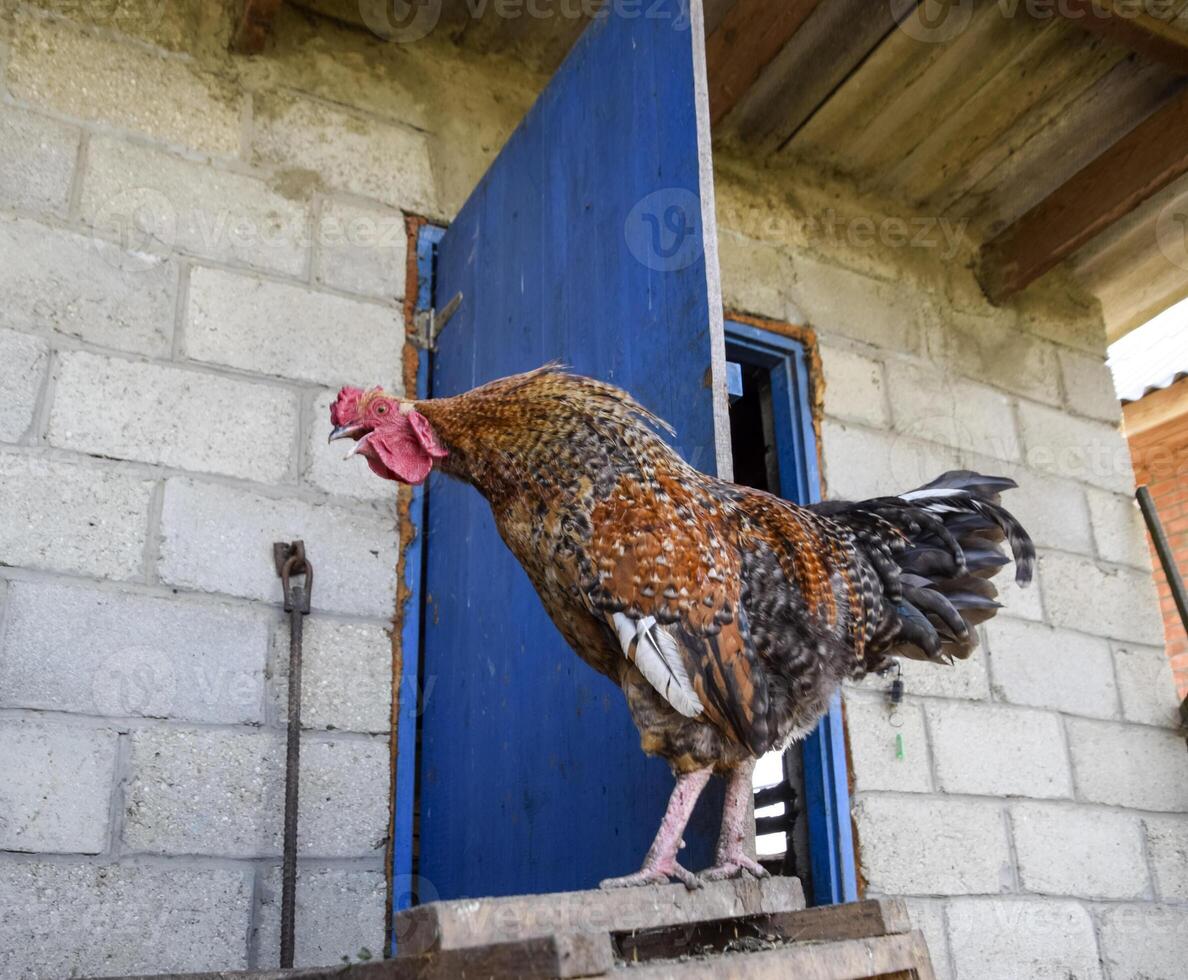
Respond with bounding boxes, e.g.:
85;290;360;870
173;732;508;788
329;367;1034;888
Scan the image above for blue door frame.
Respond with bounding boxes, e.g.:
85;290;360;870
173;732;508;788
724;319;858;907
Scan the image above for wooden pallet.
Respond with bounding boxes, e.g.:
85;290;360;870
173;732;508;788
381;878;935;980
111;879;934;980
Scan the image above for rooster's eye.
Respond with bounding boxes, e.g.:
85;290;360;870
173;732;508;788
376;404;388;415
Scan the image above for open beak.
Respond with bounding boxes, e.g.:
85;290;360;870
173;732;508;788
328;424;366;443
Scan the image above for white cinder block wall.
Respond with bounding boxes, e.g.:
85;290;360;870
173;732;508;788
0;2;1184;978
0;1;536;976
716;165;1188;980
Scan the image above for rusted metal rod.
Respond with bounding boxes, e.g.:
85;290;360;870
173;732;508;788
1136;486;1188;637
275;540;313;969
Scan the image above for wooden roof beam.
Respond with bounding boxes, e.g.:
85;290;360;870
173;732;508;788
1060;0;1188;74
232;0;284;54
978;87;1188;303
705;0;827;125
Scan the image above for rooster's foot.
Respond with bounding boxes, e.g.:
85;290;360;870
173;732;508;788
599;860;702;891
698;853;770;882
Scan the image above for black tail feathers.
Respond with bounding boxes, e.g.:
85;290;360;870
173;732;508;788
817;470;1035;667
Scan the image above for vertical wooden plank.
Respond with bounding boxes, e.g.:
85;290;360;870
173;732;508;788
416;0;729;901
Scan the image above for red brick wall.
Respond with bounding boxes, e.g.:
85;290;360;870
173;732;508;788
1128;408;1188;696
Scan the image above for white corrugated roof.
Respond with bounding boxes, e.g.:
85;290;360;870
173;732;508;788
1107;297;1188;403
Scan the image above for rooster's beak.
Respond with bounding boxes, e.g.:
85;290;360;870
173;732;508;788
328;424;366;443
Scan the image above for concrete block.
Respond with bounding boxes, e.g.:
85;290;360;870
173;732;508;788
1098;905;1188;980
18;0;233;56
1010;802;1147;899
7;12;242;156
930;311;1062;407
0;214;178;356
269;617;392;733
1058;348;1122;423
785;254;922;353
48;350;299;483
0;328;48;442
0;580;269;724
0;860;251;979
0;720;116;853
994;564;1045;622
996;466;1094;557
255;866;386;968
0;450;154;580
718;232;800;323
1085;486;1152;569
842;696;932;794
884;360;1020;462
123;728;388;858
901;898;952;980
984;617;1118;720
316;198;408;299
819;344;888;429
1066;718;1188;812
253;91;436;214
1144;815;1188;901
81;137;311;277
305;388;398;503
185;267;403;389
0;103;78;215
1039;552;1164;645
1113;643;1182;729
926;701;1072;799
1016;400;1134;494
851;640;991;701
158;478;398;618
821;419;959;501
946;897;1102;980
853;795;1011;895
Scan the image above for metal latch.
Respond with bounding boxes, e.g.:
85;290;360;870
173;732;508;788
413;291;463;351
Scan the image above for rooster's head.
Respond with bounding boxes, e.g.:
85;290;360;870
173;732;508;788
328;386;448;484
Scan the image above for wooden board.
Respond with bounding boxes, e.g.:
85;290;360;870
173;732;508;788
413;0;731;904
981;86;1188;300
395;877;805;957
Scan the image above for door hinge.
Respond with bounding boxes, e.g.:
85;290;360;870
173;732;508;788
413;292;463;351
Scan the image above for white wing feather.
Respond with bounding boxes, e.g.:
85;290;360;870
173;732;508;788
612;613;703;718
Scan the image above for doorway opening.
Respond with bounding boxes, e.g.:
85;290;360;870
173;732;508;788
724;317;856;907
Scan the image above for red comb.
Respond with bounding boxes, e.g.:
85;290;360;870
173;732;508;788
330;386;365;427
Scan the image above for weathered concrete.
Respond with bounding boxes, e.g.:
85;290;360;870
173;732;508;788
48;350;300;483
0;102;78;215
0;450;154;580
0;328;48;442
0;720;118;853
0;579;270;724
852;796;1011;895
185;267;403;389
0;215;178;356
0;860;252;979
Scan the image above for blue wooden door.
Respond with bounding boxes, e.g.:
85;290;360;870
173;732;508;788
411;1;730;902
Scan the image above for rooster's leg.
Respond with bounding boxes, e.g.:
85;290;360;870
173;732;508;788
700;759;770;882
599;766;712;890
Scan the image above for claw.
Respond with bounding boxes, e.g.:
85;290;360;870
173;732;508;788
600;860;702;891
698;853;771;882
